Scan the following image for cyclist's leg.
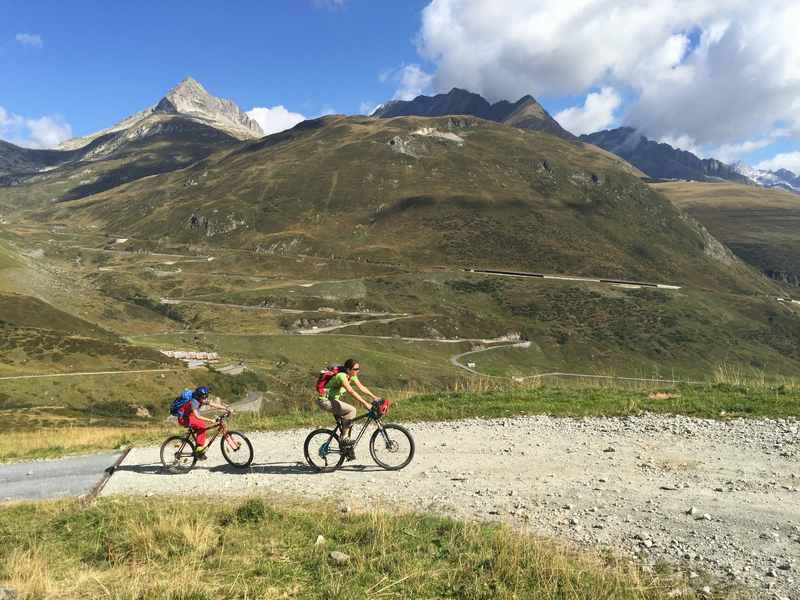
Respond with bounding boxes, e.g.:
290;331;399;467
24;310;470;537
330;399;356;439
187;413;206;446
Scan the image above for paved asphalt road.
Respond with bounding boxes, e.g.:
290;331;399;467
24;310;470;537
0;452;121;502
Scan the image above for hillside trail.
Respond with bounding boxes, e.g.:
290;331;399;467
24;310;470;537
105;414;800;599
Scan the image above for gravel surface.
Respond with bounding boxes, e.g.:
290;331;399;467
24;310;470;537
104;414;800;599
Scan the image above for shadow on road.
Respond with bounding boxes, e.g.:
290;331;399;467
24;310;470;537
210;461;386;475
114;461;387;476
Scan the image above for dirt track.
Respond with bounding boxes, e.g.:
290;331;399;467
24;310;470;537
104;414;800;599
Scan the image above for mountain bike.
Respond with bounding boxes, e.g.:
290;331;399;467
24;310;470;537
304;398;414;472
160;410;253;473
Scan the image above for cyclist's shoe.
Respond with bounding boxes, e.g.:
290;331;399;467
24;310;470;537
195;446;208;461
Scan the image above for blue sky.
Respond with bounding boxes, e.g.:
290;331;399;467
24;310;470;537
1;0;430;138
2;0;799;173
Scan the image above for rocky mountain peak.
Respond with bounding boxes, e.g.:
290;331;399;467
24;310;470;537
59;77;263;151
160;76;263;137
372;88;575;141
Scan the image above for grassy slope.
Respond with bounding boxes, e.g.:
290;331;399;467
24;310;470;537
0;235;175;376
653;181;800;289
0;496;704;600
41;115;768;294
0;117;238;213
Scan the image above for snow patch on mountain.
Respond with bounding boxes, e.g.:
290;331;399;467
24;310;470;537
732;162;800;193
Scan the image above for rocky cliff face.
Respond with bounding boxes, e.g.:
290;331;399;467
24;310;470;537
373;88;575;141
580;128;750;183
59;77;263;152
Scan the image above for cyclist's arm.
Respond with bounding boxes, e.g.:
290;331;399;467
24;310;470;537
353;378;379;401
191;406;217;425
206;398;230;413
343;378;372;410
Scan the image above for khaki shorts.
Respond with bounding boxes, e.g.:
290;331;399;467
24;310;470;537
317;396;356;422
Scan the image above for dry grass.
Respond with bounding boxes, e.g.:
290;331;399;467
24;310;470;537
0;425;169;462
0;496;726;599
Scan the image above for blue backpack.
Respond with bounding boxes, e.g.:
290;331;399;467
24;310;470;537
170;388;194;417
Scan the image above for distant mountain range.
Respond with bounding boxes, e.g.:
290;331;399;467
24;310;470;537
730;162;800;194
373;91;798;194
579;128;748;183
580;127;800;194
0;77;259;194
373;88;575;141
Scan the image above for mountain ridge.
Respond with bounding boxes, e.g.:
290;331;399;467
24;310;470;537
373;88;575;141
580;127;749;184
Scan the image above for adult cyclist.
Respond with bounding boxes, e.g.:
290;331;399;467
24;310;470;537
317;358;379;458
176;386;231;460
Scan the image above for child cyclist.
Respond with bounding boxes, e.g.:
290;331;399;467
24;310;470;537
175;386;231;460
317;358;380;459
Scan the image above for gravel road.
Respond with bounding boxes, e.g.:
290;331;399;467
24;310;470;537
104;415;800;599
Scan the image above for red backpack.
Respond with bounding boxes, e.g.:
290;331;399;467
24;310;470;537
315;365;343;396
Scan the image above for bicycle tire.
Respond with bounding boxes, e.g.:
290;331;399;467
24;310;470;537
369;423;415;470
160;435;197;473
220;430;254;468
304;428;345;472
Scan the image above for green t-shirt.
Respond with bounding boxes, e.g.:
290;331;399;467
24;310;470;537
322;372;359;402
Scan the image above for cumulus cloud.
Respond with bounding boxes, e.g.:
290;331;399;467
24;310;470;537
756;152;800;174
415;0;800;145
0;105;72;148
15;33;43;48
246;106;307;135
554;87;621;136
657;134;703;157
359;101;380;115
709;139;774;163
381;64;433;101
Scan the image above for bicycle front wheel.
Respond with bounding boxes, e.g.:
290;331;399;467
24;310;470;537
221;431;254;468
304;428;345;472
160;435;197;473
370;423;415;470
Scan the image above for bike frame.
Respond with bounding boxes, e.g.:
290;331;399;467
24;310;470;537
334;411;386;447
183;416;238;451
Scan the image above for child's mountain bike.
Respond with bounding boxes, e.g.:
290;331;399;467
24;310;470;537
304;398;414;472
160;411;253;473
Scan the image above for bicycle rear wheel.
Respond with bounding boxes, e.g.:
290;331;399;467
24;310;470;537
220;431;254;468
370;423;414;470
304;428;345;472
160;435;197;473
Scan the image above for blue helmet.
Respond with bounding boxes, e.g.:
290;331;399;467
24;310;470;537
193;386;210;399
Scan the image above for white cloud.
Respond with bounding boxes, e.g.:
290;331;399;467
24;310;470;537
709;139;773;163
246;106;306;135
359;101;380;115
15;33;43;48
415;0;800;146
756;152;800;174
382;64;433;101
0;105;72;148
658;134;702;157
318;106;337;116
554;87;621;135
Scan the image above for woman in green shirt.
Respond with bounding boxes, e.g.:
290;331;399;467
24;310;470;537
317;358;379;447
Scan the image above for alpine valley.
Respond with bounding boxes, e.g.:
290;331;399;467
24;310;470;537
1;79;799;420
